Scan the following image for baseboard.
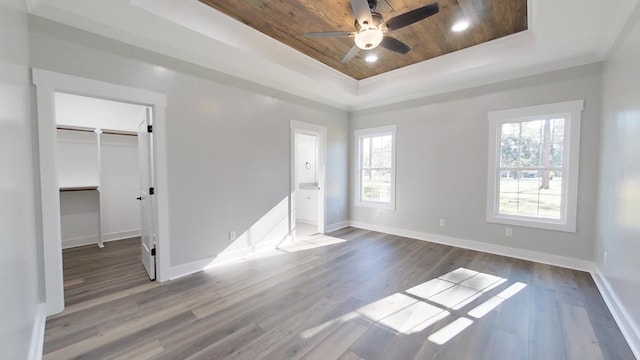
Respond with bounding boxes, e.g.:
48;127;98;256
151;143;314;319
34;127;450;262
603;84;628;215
28;304;46;360
296;219;318;226
168;256;215;280
325;221;350;233
349;221;593;272
61;229;141;249
591;268;640;359
169;221;350;280
103;229;141;242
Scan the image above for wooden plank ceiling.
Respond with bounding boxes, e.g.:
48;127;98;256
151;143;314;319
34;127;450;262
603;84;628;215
199;0;527;80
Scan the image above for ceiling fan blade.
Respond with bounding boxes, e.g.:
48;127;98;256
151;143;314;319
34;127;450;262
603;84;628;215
305;31;356;38
385;2;439;31
351;0;373;27
380;36;411;54
341;45;360;63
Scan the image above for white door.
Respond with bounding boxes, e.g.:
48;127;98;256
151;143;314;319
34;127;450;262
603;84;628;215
138;108;155;280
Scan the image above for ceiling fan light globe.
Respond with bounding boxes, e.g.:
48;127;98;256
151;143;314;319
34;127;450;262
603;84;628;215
354;28;384;50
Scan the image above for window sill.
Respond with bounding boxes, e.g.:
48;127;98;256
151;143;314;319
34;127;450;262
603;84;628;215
487;214;576;233
356;200;395;210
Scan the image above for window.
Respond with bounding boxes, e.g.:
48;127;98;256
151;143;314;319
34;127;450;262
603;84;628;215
487;100;583;232
355;125;397;209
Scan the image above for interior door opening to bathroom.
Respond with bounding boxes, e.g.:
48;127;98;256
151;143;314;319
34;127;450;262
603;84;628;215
291;121;327;238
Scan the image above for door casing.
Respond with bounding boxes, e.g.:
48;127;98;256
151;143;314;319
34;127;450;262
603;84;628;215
32;69;169;316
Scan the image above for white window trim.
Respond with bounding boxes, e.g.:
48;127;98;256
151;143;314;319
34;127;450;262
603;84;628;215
486;100;583;232
354;125;397;210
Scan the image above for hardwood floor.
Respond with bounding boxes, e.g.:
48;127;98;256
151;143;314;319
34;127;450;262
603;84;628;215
44;229;636;360
61;238;152;306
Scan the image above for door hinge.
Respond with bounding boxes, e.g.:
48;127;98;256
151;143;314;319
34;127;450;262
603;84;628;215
151;248;156;256
147;125;153;133
149;187;155;195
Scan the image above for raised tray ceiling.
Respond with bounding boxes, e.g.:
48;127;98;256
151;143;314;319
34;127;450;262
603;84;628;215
199;0;528;80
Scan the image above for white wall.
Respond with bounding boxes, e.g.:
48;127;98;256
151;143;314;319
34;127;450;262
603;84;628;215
597;3;640;352
55;92;146;132
0;0;43;359
59;191;100;248
56;129;99;188
29;17;351;268
295;133;317;186
350;63;603;261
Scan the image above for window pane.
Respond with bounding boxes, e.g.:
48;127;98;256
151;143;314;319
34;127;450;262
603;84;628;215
371;150;392;168
382;135;392;152
363;169;390;202
519;120;543;167
500;123;520;167
371;136;383;153
551;118;565;167
381;150;392;168
516;170;542;217
371;150;383;168
498;170;563;219
362;137;370;168
361;169;372;199
538;170;562;219
498;171;519;216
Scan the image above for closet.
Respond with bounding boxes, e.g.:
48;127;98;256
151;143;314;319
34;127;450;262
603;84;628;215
55;93;146;249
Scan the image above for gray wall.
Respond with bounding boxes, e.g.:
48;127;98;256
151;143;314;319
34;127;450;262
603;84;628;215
597;3;640;340
29;17;350;267
0;0;42;358
350;63;603;261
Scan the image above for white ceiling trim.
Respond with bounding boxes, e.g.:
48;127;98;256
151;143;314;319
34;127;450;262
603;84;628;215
28;0;639;111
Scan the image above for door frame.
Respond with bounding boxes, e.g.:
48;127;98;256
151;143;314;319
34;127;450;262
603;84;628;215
32;69;170;316
290;120;327;237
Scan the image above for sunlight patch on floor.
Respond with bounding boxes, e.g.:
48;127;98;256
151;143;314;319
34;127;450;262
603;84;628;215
427;317;474;345
300;267;528;345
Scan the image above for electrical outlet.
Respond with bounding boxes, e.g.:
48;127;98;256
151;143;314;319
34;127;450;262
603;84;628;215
439;219;446;227
336;209;341;216
229;231;236;241
604;251;608;265
505;228;513;237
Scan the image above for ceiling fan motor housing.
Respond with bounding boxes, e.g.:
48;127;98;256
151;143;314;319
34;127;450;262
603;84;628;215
354;11;384;31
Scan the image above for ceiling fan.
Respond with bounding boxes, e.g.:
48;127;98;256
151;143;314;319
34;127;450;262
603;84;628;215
305;0;439;63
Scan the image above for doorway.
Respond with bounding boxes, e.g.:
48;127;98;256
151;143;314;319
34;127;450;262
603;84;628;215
290;121;327;239
55;93;156;291
33;69;169;316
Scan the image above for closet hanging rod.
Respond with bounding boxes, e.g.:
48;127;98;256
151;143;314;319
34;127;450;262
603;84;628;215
56;126;138;137
56;125;94;133
102;130;138;137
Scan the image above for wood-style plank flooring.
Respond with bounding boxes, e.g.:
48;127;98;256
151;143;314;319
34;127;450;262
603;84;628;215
44;229;636;360
61;238;151;306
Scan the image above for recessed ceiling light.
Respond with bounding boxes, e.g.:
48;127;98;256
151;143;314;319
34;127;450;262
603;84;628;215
364;54;378;63
451;19;470;32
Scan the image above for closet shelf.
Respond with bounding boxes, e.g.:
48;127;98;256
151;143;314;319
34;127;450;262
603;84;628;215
59;186;99;192
57;125;137;136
